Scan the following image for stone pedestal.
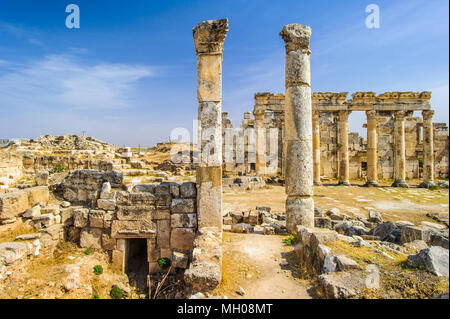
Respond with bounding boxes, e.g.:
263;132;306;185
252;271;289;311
392;111;409;188
337;110;351;186
419;110;435;188
365;110;379;187
193;19;228;229
312;111;322;185
280;24;314;231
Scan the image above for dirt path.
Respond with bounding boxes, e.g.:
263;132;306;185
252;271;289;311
217;231;312;299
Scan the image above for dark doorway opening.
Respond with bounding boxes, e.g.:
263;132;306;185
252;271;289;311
361;161;367;172
125;238;149;293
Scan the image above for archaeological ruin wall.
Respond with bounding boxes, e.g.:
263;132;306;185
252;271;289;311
224;91;449;184
59;170;198;278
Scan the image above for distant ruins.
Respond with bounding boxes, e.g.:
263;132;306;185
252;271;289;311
222;91;449;187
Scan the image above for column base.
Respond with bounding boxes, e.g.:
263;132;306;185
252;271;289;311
313;180;322;186
419;180;436;189
338;180;350;186
364;180;379;187
391;179;409;188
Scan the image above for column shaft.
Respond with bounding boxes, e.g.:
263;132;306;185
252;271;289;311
365;110;379;187
280;24;314;231
193;19;228;229
420;110;435;188
392;111;409;187
312;111;321;185
337;110;351;185
254;110;265;175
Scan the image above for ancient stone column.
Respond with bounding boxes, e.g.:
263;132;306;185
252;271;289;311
312;111;321;186
254;109;265;175
365;110;379;187
280;24;314;231
193;19;228;229
337;110;351;186
392;111;409;187
420;110;435;188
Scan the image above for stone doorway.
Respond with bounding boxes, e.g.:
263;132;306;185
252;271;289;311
125;238;149;293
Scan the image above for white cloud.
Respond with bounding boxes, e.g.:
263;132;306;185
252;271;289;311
0;54;153;110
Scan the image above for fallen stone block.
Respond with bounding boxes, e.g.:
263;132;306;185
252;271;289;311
23;205;41;219
315;217;332;229
368;211;383;224
335;255;360;271
430;233;449;249
406;246;449;277
0;191;29;220
401;225;431;244
15;233;41;241
231;223;254;234
370;222;400;242
0;242;31;265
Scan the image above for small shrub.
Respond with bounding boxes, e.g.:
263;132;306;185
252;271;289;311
110;285;123;299
93;293;101;299
93;265;103;275
283;235;295;246
49;165;65;175
84;248;92;255
157;257;171;270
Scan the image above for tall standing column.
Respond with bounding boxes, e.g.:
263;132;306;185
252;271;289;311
280;24;314;231
312;111;322;186
254;110;265;175
392;111;409;187
193;19;228;229
337;110;351;186
365;110;379;187
420;110;435;188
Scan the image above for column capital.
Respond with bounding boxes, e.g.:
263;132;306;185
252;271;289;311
422;110;434;120
253;110;265;120
365;109;377;119
337;110;351;120
280;24;312;53
193;19;228;55
393;110;406;120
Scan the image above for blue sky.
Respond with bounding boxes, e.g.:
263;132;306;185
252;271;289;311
0;0;448;146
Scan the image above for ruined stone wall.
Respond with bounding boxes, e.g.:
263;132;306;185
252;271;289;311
319;112;339;178
22;155;114;175
222;176;266;192
0;152;23;188
434;123;449;178
60;170;198;274
231;93;449;179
